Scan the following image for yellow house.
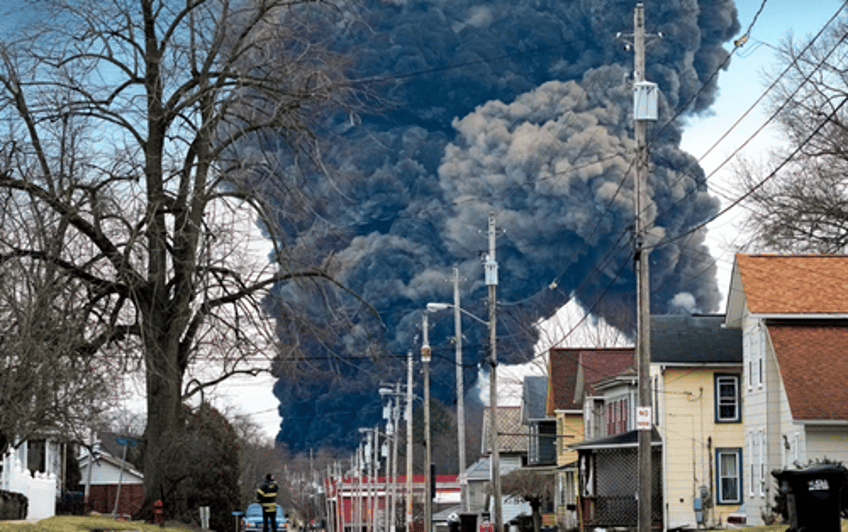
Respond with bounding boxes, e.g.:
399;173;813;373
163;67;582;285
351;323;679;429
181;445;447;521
652;314;744;530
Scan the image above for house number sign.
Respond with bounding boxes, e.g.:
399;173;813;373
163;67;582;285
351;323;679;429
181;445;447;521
808;479;830;491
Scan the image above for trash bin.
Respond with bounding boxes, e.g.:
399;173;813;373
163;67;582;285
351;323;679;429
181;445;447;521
772;463;846;532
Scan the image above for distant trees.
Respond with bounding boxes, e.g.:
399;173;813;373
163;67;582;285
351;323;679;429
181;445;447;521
0;0;359;513
733;17;848;252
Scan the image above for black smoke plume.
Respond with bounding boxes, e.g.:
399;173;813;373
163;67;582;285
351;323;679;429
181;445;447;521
268;0;739;452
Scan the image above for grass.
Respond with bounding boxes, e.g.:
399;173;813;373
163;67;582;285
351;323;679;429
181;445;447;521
0;515;202;532
726;519;848;531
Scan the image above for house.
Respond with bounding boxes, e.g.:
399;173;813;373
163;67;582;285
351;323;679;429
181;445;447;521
547;348;634;530
651;314;743;530
566;347;663;530
521;376;555;468
78;452;144;517
515;376;556;529
480;406;531;525
725;254;848;527
0;438;66;520
78;433;144;518
323;473;459;532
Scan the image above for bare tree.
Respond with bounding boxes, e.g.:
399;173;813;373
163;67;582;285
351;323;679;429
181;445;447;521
499;469;554;532
0;0;360;510
0;252;116;451
733;17;848;253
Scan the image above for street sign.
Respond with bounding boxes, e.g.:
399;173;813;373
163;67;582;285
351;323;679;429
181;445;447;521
116;437;137;447
636;407;652;431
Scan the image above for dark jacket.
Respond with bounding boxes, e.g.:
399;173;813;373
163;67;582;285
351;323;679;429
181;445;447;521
257;479;279;511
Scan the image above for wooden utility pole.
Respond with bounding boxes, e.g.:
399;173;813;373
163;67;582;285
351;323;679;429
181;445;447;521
485;213;502;532
632;3;657;531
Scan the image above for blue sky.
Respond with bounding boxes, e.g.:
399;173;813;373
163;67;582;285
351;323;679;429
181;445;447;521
681;0;844;306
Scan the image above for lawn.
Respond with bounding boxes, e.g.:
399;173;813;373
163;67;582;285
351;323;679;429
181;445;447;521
0;515;202;532
722;519;848;531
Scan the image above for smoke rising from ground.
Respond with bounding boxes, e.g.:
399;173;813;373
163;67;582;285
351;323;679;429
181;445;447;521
268;0;739;452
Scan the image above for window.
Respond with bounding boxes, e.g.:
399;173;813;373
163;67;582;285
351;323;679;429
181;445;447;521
749;432;756;497
759;430;766;497
716;448;743;504
715;374;741;422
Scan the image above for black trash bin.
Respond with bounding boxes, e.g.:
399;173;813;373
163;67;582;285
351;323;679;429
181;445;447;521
773;463;846;532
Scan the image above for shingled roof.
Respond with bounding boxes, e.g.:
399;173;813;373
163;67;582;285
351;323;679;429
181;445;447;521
651;314;741;365
767;321;848;421
727;254;848;323
726;254;848;422
481;406;527;455
547;347;634;416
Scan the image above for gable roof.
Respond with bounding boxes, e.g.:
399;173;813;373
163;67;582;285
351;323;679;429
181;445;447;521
651;314;741;365
727;255;848;326
547;348;581;414
576;349;635;400
767;321;848;422
547;347;635;415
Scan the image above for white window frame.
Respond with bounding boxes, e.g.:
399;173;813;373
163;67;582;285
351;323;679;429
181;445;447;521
716;448;743;504
756;326;765;388
715;374;741;422
759;430;766;497
749;432;757;497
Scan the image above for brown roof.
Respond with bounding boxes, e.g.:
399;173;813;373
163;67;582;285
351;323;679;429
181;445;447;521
547;348;580;414
547;347;634;415
767;322;848;421
580;350;635;396
737;254;848;314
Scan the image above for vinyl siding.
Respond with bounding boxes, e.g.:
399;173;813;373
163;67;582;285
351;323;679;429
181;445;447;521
659;367;743;530
557;412;583;467
806;426;848;464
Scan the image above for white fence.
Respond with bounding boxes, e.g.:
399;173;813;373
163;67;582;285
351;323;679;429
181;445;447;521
1;451;57;520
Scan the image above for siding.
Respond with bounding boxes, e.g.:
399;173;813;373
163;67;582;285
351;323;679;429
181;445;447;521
660;367;743;530
557;413;583;467
806;426;848;463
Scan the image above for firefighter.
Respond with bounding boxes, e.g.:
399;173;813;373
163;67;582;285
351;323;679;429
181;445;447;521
257;473;279;532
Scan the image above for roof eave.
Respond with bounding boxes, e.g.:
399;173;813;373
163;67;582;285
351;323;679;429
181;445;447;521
754;313;848;319
794;419;848;426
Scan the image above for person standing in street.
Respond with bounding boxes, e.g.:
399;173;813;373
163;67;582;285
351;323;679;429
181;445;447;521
257;473;279;532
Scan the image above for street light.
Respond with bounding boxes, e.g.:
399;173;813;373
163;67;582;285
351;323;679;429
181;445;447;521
427;291;498;526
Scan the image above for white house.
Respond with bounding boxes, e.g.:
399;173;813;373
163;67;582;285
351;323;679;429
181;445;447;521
78;440;144;518
725;254;848;527
0;439;63;520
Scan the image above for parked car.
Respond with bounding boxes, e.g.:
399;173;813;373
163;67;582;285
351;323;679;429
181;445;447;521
726;503;746;528
243;503;287;532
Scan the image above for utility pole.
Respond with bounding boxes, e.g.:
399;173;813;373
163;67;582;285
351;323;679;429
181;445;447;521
452;267;468;513
405;349;414;532
391;382;401;532
631;3;658;532
421;313;433;532
485;212;502;532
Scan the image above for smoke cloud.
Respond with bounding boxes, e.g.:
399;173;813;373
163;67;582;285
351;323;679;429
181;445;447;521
268;0;739;452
